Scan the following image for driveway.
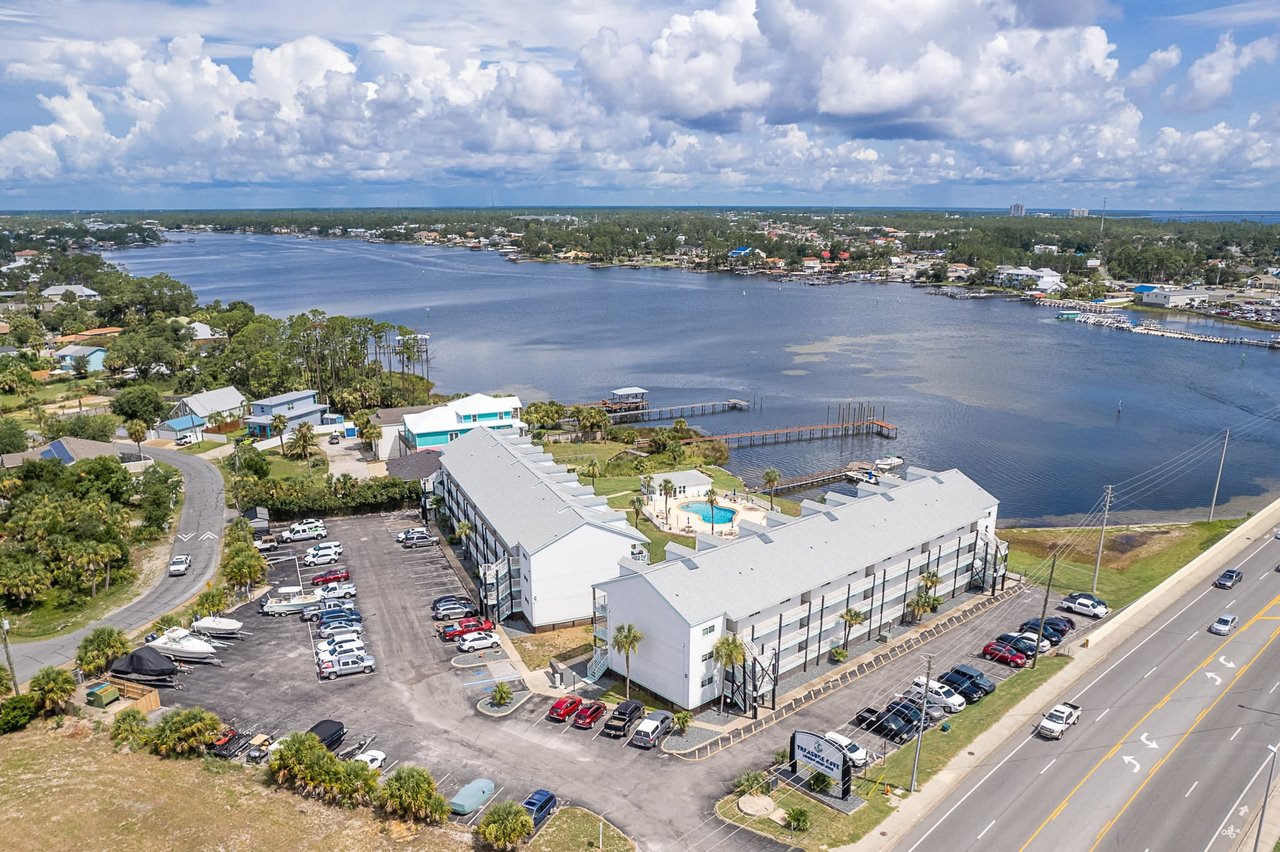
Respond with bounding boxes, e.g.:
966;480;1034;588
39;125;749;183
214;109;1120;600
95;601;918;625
321;434;372;480
9;444;227;682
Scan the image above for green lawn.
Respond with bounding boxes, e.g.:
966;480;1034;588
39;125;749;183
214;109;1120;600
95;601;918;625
5;572;145;641
1004;519;1242;608
597;678;678;713
180;439;225;455
715;655;1072;849
528;806;635;852
260;449;328;480
0;379;97;417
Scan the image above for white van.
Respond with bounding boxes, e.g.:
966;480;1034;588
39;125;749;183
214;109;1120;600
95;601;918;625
823;731;870;767
906;676;966;713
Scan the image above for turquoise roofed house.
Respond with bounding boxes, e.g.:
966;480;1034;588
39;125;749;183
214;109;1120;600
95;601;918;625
157;414;205;443
727;246;753;259
401;393;525;452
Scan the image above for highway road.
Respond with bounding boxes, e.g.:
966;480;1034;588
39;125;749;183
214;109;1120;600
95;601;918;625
9;444;227;682
902;530;1280;852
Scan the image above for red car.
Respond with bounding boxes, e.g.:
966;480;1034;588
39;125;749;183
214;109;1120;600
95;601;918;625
310;568;350;586
441;617;495;642
572;700;608;729
983;641;1028;668
547;695;583;722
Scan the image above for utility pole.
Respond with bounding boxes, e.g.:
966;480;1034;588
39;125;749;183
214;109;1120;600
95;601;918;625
1033;556;1057;670
1092;485;1112;595
910;655;932;792
1;618;18;694
1209;429;1230;523
1256;744;1278;852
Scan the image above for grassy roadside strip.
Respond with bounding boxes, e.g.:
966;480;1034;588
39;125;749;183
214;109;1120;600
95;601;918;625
528;806;636;852
715;656;1072;850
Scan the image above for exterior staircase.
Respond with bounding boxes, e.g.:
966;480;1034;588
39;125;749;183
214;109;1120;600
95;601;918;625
583;649;610;684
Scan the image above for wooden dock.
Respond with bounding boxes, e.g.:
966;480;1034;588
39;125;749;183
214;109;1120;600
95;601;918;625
606;399;750;423
748;462;876;494
682;418;897;447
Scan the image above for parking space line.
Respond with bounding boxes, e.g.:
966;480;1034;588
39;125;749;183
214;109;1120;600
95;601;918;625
1096;708;1110;723
1039;759;1056;775
977;819;996;840
1231;726;1242;740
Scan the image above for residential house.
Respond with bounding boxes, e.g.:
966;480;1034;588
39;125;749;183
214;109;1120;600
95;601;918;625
644;469;712;501
156;414;204;442
40;284;100;302
52;327;123;346
435;428;648;630
994;266;1064;291
401;393;524;453
171;386;247;427
800;257;822;273
1;436;151;474
53;344;107;373
1135;289;1199;308
592;467;1005;711
244;390;330;438
368;404;435;460
1247;273;1280;292
186;321;228;346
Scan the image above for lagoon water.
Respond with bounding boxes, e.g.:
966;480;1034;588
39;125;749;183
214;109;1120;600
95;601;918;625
103;233;1280;525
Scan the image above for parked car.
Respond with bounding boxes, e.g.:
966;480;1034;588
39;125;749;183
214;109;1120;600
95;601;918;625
523;788;558;827
938;671;985;704
314;607;363;626
317;581;357;600
307;719;347;750
441;617;495;642
280;522;327;543
457;632;501;652
449;778;495;815
352;749;385;768
315;636;366;657
823;731;870;767
1209;613;1239;636
905;677;966;713
302;601;359;622
572;701;608;729
432;594;466;609
401;531;438;549
168;554;192;576
1215;569;1243;589
318;652;376;680
547;696;583;722
328;432;341;445
853;706;915;744
983;641;1028;667
253;535;279;553
303;542;344;566
631;711;674;748
434;601;479;620
174;433;195;446
886;698;937;727
310;568;351;586
398;527;432;543
1019;619;1065;645
317;620;364;639
603;700;645;737
997;632;1045;658
1011;631;1052;654
949;664;998;694
1061;593;1109;619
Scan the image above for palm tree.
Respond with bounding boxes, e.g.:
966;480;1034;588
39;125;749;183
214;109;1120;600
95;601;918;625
705;486;720;535
673;418;689;436
75;626;130;676
762;467;781;510
919;570;942;593
660;478;675;519
611;623;644;700
270;413;288;451
478;801;535;850
206;410;226;434
712;633;746;714
285;422;319;460
630;494;646;526
125;418;148;456
358;421;382;450
29;666;76;715
378;765;449;824
640;474;653;500
839;607;865;650
581;458;601;487
455;520;473;560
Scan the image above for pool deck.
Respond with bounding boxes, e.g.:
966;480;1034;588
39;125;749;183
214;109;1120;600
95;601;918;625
644;491;769;539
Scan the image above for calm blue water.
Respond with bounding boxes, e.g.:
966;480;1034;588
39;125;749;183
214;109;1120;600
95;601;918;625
679;500;738;526
102;233;1280;525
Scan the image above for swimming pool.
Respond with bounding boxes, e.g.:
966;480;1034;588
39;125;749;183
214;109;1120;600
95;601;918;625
679;500;737;526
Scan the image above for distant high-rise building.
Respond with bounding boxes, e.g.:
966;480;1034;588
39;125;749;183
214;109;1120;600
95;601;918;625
1009;203;1026;217
1070;208;1089;218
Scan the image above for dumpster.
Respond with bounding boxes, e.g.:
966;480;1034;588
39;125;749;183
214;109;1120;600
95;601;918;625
86;682;120;708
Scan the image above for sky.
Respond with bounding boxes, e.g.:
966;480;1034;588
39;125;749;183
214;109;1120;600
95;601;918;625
0;0;1277;210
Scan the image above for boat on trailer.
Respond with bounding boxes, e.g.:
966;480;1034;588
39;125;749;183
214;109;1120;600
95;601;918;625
191;616;244;637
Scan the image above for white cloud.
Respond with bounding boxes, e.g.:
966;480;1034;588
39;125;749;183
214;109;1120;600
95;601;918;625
1171;33;1279;110
1169;1;1280;27
1127;45;1181;89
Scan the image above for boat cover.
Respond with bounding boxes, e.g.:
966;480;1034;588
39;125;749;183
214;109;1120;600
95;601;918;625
109;646;178;679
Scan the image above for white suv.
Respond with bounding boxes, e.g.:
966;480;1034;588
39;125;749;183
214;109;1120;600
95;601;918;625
303;542;343;566
167;554;192;576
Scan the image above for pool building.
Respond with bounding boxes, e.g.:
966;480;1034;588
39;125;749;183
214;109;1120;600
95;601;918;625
591;466;1007;712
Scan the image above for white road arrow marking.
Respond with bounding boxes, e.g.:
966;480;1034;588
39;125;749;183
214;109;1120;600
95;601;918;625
1219;656;1237;669
177;533;194;541
1239;805;1250;817
1123;756;1141;772
200;531;219;540
1140;732;1159;749
1205;671;1222;686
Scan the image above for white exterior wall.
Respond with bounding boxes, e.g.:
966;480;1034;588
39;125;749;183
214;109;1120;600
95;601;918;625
525;525;639;627
599;577;707;708
372;424;406;460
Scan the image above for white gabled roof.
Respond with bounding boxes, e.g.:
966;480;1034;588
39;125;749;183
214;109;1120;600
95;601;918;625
449;393;522;416
182;386;246;418
404;393;523;434
439;427;645;555
652;469;712;491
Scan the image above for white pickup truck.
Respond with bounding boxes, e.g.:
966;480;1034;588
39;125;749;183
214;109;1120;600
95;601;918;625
1038;702;1082;739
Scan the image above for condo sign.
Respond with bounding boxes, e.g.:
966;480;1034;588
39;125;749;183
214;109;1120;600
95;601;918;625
790;730;853;799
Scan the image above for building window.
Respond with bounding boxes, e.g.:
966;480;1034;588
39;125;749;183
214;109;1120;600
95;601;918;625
702;625;715;636
700;676;714;688
701;651;713;662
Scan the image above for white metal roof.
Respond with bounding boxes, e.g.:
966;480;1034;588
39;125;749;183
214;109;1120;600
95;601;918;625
403;393;523;435
611;387;648;396
181;386;246;418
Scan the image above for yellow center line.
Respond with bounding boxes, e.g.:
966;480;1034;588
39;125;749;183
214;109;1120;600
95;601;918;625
1091;618;1280;848
1017;593;1280;851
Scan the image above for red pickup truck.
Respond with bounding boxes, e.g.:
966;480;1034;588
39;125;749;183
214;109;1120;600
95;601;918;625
440;617;494;642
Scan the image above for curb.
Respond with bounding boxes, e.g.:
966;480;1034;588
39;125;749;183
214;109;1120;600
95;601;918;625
476;690;533;718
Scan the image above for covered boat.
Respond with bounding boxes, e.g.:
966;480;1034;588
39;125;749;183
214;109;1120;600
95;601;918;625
191;616;243;637
108;646;179;685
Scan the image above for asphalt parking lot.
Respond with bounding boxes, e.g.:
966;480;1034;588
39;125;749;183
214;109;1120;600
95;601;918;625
167;517;1107;850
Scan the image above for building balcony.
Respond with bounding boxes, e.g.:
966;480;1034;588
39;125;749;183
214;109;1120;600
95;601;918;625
593;624;609;643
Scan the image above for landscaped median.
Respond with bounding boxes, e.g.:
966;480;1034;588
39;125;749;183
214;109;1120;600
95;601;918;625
714;656;1072;850
528;806;635;852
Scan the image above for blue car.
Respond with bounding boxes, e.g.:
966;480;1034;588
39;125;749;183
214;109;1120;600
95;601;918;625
449;778;495;815
523;788;558;827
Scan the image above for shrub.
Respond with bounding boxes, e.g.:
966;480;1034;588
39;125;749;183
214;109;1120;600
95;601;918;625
673;710;693;734
148;706;222;757
476;800;535;850
110;707;150;749
151;613;183;632
733;770;769;796
784;807;811;832
829;646;848;663
491;682;513;707
76;626;132;676
808;772;832;794
28;666;76;715
773;748;790;767
378;764;449;824
0;663;12;698
0;693;38;733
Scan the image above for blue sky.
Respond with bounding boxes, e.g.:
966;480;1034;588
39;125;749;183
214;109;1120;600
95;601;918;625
0;0;1277;210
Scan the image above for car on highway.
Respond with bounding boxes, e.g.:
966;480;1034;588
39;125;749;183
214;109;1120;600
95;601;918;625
572;701;608;729
440;617;494;642
457;632;501;652
938;670;985;704
547;695;583;722
310;567;350;586
983;641;1028;667
167;554;192;576
1215;569;1243;589
853;707;915;744
1209;613;1239;636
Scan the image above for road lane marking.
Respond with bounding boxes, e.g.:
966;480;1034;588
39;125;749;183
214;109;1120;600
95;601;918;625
1144;666;1158;679
1203;753;1273;852
1040;759;1057;775
1186;781;1199;797
1271;682;1279;695
1228;599;1237;608
1020;592;1280;852
977;820;996;840
1187;633;1197;641
1096;708;1110;723
1231;726;1242;741
1092;618;1280;849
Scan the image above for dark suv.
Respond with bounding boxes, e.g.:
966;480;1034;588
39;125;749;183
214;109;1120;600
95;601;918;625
938;670;985;704
950;664;997;695
854;706;914;744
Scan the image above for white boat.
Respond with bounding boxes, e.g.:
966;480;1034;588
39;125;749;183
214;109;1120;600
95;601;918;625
191;616;243;637
259;585;322;617
146;627;218;662
874;456;904;470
